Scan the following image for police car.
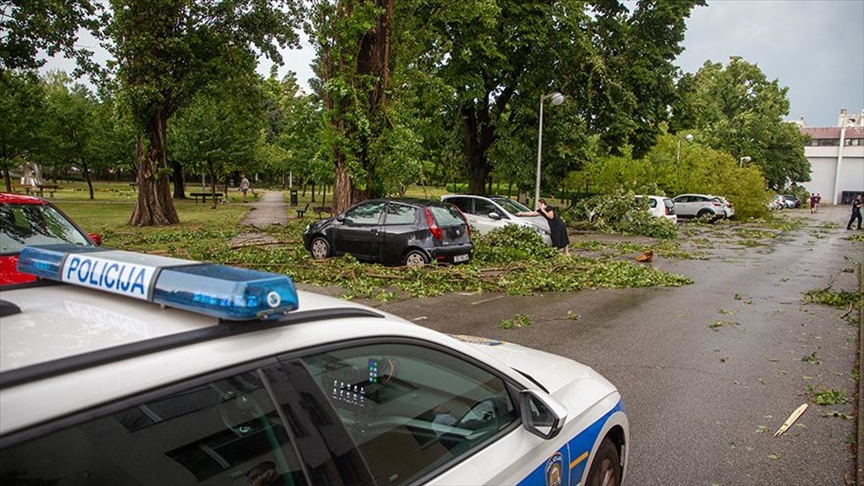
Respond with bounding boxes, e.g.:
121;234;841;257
0;245;628;486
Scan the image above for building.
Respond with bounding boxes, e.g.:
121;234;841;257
798;108;864;205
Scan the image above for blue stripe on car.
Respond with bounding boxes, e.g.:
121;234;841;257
517;400;624;486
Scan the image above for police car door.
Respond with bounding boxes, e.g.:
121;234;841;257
281;340;571;486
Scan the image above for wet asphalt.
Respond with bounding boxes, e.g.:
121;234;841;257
247;195;864;485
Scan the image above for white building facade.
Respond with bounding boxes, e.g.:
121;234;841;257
799;108;864;205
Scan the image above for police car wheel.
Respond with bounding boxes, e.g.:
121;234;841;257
585;438;621;486
404;250;429;267
311;237;331;259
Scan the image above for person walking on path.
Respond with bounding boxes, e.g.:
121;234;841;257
240;174;251;203
518;198;570;254
847;195;863;230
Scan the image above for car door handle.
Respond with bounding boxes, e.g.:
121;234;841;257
370;229;378;234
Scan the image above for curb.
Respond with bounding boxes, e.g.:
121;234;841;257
858;254;863;485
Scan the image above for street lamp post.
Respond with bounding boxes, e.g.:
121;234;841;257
676;133;694;165
535;92;564;209
739;156;752;168
676;133;693;191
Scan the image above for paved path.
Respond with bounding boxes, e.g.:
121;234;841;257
229;191;291;247
238;190;289;227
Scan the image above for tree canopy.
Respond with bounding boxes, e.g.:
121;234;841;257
670;57;810;190
108;0;302;225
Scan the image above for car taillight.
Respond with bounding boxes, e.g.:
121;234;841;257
425;207;443;241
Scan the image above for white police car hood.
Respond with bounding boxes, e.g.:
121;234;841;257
451;335;617;400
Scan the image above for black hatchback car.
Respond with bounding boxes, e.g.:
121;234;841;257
302;199;473;266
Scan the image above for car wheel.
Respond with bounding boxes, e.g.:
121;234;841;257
696;209;717;221
310;237;331;259
585;438;621;486
404;250;429;267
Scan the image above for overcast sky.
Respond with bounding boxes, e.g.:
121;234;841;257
675;0;864;127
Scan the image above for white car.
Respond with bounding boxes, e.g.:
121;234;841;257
634;195;677;224
442;194;553;245
672;193;733;220
0;246;628;486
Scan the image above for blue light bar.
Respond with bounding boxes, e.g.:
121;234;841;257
17;246;299;321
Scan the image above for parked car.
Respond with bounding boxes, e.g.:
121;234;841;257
634;195;677;224
1;245;629;486
0;192;101;285
671;193;732;220
769;195;787;210
441;194;552;245
768;195;784;210
714;196;735;219
303;198;473;266
782;194;802;208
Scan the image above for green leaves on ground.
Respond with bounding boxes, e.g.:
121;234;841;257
806;386;851;406
803;288;863;310
499;314;532;330
106;220;691;300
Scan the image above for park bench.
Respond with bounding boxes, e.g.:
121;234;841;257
24;184;61;198
296;203;310;218
190;192;224;203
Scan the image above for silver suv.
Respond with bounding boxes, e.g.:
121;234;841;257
441;195;552;245
672;193;734;220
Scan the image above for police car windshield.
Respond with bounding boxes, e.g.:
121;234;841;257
0;203;92;255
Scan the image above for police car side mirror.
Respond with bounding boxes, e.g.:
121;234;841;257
519;389;567;439
487;212;501;220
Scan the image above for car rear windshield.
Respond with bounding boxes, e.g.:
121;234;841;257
429;205;466;227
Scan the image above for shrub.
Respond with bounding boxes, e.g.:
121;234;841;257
472;224;557;265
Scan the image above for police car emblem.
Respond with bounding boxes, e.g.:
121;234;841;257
545;452;563;486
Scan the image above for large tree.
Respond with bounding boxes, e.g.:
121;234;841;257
307;0;399;214
40;72;107;199
410;0;701;195
170;76;265;209
0;69;44;191
670;57;810;189
108;0;300;226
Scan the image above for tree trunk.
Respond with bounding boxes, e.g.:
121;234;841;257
172;159;185;199
333;157;352;215
3;167;11;192
208;160;218;210
82;159;94;200
462;105;493;195
128;112;179;226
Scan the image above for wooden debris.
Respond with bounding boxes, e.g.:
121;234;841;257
774;403;808;437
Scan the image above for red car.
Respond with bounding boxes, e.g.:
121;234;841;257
0;193;102;285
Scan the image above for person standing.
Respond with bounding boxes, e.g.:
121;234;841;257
847;195;863;230
240;173;251;203
520;198;570;254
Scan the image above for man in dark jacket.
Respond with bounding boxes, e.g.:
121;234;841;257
848;195;863;230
